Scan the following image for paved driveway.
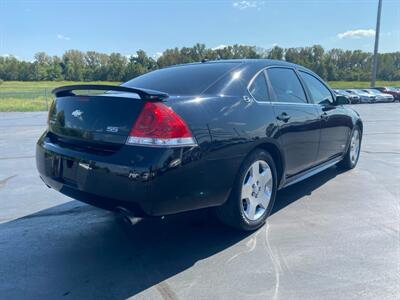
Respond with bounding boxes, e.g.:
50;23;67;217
0;104;399;299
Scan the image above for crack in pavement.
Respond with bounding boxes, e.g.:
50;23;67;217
363;119;399;123
363;132;400;135
361;150;400;155
0;155;35;160
0;124;45;128
0;175;17;189
156;281;179;300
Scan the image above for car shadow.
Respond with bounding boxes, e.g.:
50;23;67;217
0;166;344;299
0;201;251;299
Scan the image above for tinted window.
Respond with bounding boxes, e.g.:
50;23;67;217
123;62;240;95
266;68;307;103
300;71;333;105
248;72;269;102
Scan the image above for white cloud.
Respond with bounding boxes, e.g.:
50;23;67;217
56;34;71;41
337;29;375;39
233;1;265;10
153;52;163;59
1;54;20;59
212;44;228;50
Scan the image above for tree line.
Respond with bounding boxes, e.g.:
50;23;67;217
1;43;399;82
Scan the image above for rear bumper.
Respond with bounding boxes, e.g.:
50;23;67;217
36;132;238;216
360;96;374;103
350;97;360;104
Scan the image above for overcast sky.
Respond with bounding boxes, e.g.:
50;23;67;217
1;0;399;60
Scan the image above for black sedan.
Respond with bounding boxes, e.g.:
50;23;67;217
36;60;363;231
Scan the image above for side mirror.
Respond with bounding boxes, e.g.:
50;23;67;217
335;95;350;105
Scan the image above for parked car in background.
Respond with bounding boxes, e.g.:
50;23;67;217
334;89;360;104
362;89;394;102
374;87;400;101
36;59;363;231
346;89;376;103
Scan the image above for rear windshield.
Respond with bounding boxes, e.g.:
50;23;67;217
122;62;240;95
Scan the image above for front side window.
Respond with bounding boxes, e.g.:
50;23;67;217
266;68;307;103
248;72;269;102
300;71;333;105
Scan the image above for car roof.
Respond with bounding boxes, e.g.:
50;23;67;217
153;59;326;95
168;58;307;71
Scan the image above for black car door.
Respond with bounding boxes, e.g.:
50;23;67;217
299;71;351;163
265;67;321;177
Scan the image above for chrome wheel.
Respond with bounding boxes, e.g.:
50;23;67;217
350;129;360;164
241;160;273;221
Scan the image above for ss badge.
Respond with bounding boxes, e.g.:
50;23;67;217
106;126;119;133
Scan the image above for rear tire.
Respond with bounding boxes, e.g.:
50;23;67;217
216;149;277;231
338;126;361;170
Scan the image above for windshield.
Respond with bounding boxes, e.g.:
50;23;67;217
356;89;368;94
122;62;241;95
336;90;350;95
366;89;380;95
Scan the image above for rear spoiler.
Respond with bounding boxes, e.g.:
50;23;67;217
52;84;169;101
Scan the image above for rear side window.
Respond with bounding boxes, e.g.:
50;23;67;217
122;62;240;95
299;71;333;105
248;72;269;102
266;68;307;103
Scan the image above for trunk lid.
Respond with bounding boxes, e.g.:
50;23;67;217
48;85;168;147
48;94;144;145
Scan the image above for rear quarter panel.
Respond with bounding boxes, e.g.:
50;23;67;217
167;95;279;207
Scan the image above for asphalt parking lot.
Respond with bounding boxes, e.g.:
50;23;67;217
0;104;399;300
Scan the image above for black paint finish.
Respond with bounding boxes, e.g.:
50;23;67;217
36;59;362;217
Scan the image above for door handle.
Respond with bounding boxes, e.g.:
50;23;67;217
321;112;329;121
276;112;291;122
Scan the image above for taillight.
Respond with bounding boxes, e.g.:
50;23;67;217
126;102;197;147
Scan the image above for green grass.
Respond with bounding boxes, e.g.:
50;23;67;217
0;81;119;112
328;81;400;89
1;80;399;111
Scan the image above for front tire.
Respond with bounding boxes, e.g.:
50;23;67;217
338;126;361;170
216;149;277;231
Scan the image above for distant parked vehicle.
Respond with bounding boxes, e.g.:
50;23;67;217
346;89;375;103
374;87;400;101
362;89;394;102
334;89;360;104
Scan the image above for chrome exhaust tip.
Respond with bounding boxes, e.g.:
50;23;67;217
115;207;142;226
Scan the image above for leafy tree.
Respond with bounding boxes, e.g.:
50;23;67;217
268;46;284;60
106;53;127;81
1;44;399;82
62;50;85;81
